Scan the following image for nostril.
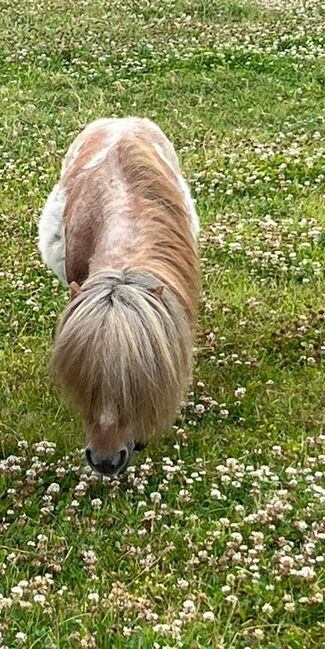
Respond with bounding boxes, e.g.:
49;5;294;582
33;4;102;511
111;447;128;472
85;448;92;464
134;441;147;452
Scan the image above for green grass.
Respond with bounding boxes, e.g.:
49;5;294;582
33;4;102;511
0;0;324;647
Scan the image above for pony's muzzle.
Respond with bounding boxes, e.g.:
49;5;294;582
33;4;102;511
85;445;130;476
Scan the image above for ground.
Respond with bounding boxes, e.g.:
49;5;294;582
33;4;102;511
0;0;324;647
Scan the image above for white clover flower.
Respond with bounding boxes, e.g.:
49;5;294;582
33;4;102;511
150;492;162;504
11;586;24;599
47;482;60;495
178;489;190;500
284;601;295;612
74;481;88;496
262;603;274;615
299;566;315;580
15;632;27;645
87;592;99;602
91;498;102;510
210;488;223;500
183;599;196;611
153;624;170;634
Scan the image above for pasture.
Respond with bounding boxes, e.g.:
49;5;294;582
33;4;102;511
0;0;324;647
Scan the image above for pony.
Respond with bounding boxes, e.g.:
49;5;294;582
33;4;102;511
38;117;200;475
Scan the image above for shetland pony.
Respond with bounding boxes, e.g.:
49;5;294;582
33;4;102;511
38;117;200;475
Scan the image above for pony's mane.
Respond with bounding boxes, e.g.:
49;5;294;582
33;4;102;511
116;134;199;324
52;270;193;440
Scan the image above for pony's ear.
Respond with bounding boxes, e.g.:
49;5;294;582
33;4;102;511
69;281;82;301
152;285;164;299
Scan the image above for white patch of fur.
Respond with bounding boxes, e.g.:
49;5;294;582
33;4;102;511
64;120;131;174
99;411;117;427
177;174;200;237
83;146;110;169
38;184;67;283
60;120;113;177
153;143;200;237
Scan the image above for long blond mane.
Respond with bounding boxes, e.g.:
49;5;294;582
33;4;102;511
116;135;199;322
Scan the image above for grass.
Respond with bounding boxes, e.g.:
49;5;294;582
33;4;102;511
0;0;324;647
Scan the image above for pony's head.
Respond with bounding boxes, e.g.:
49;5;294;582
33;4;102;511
53;271;194;476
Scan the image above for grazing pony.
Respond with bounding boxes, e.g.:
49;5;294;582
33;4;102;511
38;117;200;475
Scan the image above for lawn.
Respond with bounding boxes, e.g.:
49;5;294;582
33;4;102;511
0;0;324;647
